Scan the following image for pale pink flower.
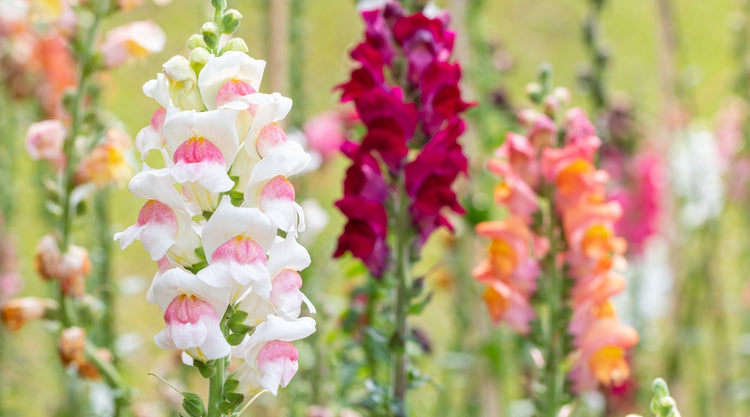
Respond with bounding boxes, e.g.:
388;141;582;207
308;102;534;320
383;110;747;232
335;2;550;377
114;199;202;266
25;119;66;163
197;51;266;111
147;268;231;361
302;111;349;159
101;21;166;68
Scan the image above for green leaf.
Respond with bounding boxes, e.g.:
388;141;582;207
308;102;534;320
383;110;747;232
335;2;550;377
229;322;251;334
223;377;239;393
194;360;215;378
228;310;248;326
226;332;246;346
407;292;433;316
182;392;206;417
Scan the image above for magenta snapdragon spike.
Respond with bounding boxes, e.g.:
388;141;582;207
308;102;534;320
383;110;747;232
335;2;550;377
334;1;472;277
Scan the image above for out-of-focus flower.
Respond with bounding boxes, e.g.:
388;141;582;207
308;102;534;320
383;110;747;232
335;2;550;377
669;129;725;228
302;109;355;159
75;128;133;188
25;119;66;163
477;102;638;393
1;296;56;331
58;326;86;366
100;20;166;68
34;234;91;297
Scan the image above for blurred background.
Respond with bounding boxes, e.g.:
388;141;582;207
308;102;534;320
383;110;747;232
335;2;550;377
2;0;750;416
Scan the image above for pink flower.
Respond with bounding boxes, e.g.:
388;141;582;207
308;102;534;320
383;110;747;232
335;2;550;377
101;21;166;68
302;110;351;159
25;119;66;163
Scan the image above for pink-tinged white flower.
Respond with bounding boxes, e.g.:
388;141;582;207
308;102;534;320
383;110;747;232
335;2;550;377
114;199;201;266
147;268;231;361
243;123;310;193
134;109;240;211
252;176;306;234
197;51;266;111
135;107;168;160
25;119;66;163
101;20;166;68
128;163;197;214
232;314;316;395
197;197;277;301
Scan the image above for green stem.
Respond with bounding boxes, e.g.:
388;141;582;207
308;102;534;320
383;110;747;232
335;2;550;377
59;0;109;249
540;193;565;417
582;0;609;114
93;188;116;355
84;341;130;416
207;358;226;417
392;180;411;417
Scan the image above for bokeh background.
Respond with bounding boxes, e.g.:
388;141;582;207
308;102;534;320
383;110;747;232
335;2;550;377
2;0;750;416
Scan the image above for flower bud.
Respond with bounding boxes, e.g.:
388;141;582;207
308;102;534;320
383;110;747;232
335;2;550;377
201;22;220;50
525;82;543;104
211;0;227;10
220;38;249;54
58;326;86;366
220;9;242;34
1;297;57;331
58;245;92;298
186;34;208;50
189;47;211;74
35;234;62;281
163;56;204;111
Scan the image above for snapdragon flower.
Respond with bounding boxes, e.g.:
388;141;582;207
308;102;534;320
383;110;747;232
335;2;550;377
116;4;315;409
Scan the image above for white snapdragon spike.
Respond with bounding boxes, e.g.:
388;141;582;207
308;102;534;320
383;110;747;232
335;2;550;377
147;268;232;361
198;51;266;111
114;200;201;267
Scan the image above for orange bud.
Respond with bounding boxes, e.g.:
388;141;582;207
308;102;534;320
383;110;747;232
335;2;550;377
1;297;56;331
58;326;86;366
